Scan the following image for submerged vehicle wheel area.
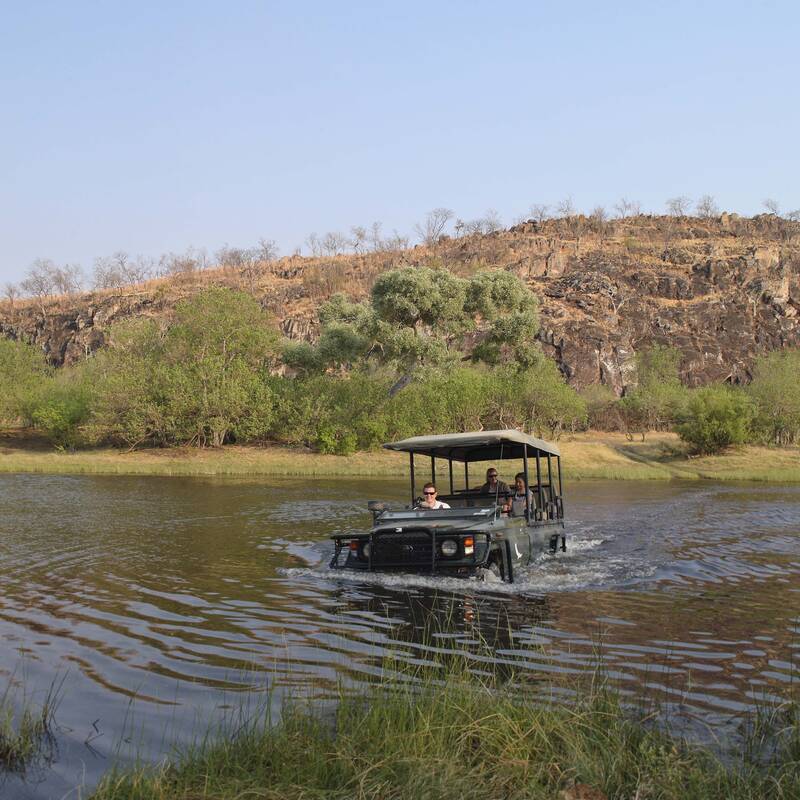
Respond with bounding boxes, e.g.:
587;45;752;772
329;429;566;583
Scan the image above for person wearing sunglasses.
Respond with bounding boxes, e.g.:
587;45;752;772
416;483;450;510
479;467;510;498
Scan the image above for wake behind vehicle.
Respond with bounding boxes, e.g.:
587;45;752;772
329;430;565;583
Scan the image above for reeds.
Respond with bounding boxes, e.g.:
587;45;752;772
0;680;59;774
90;657;800;800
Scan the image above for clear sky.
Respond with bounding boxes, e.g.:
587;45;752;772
2;0;798;283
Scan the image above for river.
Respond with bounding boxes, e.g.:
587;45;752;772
1;474;799;799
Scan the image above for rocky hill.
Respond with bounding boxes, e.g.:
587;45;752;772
2;214;799;394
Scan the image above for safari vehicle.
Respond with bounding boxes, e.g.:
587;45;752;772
329;430;565;583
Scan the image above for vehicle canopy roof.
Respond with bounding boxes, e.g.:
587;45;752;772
382;429;560;462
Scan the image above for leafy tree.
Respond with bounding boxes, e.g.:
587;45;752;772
748;349;800;445
92;288;279;447
0;338;50;425
675;386;754;454
491;360;587;438
30;370;92;448
298;267;540;373
620;345;687;438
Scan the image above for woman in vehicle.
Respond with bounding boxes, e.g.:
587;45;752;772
507;472;535;517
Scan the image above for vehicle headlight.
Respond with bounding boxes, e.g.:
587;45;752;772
440;539;458;557
362;542;371;558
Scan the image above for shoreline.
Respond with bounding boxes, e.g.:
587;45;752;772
1;431;799;481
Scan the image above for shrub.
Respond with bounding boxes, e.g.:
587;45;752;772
675;386;754;454
91;288;279;448
748;349;800;445
0;338;50;425
30;383;91;448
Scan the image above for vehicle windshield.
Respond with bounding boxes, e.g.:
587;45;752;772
379;506;496;520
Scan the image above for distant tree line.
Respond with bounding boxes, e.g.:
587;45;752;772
4;198;799;308
1;269;799;456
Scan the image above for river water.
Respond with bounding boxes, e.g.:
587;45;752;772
1;474;799;799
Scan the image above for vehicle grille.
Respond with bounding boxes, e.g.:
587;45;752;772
371;530;433;567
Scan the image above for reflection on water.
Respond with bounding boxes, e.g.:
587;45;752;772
1;475;799;798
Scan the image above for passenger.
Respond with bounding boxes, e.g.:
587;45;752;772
479;467;511;499
416;482;451;510
508;472;535;518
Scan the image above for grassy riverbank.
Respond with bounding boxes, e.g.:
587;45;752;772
1;430;799;481
91;665;799;800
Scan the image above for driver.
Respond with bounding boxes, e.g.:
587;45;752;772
416;482;450;509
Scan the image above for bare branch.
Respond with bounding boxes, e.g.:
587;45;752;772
414;207;453;245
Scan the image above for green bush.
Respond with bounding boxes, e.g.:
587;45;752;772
676;385;754;454
0;338;50;425
748;349;800;445
621;345;687;439
91;288;279;448
30;384;91;448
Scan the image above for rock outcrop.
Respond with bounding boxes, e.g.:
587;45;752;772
2;215;799;394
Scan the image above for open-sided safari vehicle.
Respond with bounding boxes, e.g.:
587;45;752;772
330;430;565;583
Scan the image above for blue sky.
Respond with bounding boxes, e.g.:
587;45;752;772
1;0;798;283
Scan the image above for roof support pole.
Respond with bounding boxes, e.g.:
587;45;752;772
448;459;454;495
431;456;436;487
557;456;564;520
464;462;470;491
522;446;530;523
535;451;543;520
410;453;416;505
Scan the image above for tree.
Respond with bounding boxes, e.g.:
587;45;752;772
0;338;50;424
3;283;19;306
93;252;152;289
51;263;84;296
620;345;686;438
614;198;641;218
322;231;348;256
306;232;322;257
384;230;410;250
676;386;753;454
299;267;541;373
159;247;207;276
414;208;453;245
696;195;719;219
21;259;57;315
93;288;280;447
748;349;800;445
256;238;279;262
556;197;575;217
350;226;367;253
763;198;781;215
590;206;608;226
482;209;503;233
529;204;549;223
369;221;384;251
666;196;691;217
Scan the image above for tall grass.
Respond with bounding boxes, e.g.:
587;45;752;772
91;658;800;800
0;679;59;774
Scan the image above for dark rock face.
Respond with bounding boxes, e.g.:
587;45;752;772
2;217;799;394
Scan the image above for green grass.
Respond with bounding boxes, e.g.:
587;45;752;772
0;681;58;774
1;430;799;482
90;661;800;800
